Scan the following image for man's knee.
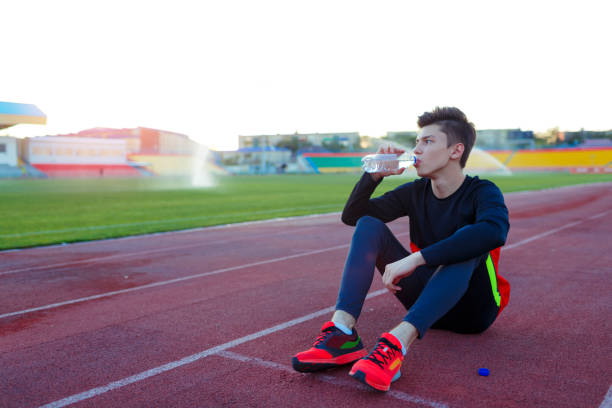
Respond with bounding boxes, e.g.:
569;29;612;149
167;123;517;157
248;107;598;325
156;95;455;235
351;216;388;255
355;215;385;233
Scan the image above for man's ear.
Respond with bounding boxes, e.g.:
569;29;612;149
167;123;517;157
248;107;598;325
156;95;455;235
449;143;464;160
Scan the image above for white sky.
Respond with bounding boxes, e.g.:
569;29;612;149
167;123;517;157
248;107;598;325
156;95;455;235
1;0;611;150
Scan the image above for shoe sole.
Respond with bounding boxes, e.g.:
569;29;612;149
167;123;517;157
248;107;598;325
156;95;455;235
292;349;367;373
349;369;401;392
292;358;342;372
349;369;388;391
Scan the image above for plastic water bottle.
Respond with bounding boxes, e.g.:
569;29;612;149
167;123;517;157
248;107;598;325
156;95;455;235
361;153;417;173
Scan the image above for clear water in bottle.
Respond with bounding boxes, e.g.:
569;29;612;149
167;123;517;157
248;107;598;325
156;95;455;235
361;153;417;173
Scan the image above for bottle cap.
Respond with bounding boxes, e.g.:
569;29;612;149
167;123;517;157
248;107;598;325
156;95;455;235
478;368;490;376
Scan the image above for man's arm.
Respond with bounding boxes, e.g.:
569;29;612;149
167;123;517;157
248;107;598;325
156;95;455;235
420;182;509;266
341;146;411;226
341;173;411;226
341;173;381;225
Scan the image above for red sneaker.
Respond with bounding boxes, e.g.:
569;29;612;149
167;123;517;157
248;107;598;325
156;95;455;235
349;333;404;391
292;321;367;372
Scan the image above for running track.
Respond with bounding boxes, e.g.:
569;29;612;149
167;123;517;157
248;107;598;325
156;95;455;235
1;182;611;408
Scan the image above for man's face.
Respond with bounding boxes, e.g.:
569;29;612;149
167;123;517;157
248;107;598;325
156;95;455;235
413;124;455;177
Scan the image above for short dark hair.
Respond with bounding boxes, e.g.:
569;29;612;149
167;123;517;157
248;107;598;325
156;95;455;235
417;106;476;168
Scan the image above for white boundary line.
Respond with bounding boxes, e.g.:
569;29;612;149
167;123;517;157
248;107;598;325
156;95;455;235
35;211;611;407
217;351;448;408
5;207;610;320
0;242;359;320
0;226;317;277
588;210;611;220
503;209;610;250
37;289;383;408
0;242;214;277
4;207;611;319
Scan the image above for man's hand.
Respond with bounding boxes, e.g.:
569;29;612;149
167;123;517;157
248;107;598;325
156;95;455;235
382;252;426;293
369;145;407;182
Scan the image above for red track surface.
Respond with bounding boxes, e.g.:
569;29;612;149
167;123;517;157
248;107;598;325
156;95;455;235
1;183;611;408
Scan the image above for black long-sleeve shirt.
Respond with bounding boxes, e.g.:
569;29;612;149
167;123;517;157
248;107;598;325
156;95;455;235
341;173;510;266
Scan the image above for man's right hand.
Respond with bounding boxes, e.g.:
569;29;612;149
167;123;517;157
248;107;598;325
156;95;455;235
369;145;407;182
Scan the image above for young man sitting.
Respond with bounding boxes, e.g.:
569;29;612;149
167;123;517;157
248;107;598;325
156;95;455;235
292;106;510;392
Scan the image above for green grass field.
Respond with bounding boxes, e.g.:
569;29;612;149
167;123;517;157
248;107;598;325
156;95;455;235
1;172;611;250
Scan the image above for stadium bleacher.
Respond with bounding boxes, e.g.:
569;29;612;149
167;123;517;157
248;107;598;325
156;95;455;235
505;147;612;170
301;148;612;174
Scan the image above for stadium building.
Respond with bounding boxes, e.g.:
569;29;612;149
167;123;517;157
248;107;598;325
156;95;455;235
50;127;204;177
230;132;360;174
477;129;535;150
0;100;222;178
0;101;47;178
23;136;139;178
239;132;360;151
15;126;222;178
219;146;294;174
0;136;18;167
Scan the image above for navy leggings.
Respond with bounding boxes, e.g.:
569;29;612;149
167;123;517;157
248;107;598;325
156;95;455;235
336;216;499;338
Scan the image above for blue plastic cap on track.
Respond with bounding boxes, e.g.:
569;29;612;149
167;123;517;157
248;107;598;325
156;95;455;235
478;368;490;376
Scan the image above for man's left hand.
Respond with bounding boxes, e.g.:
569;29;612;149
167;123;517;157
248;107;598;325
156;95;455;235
382;252;426;293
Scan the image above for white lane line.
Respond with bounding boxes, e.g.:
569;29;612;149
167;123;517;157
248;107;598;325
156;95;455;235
600;385;612;408
4;202;610;276
0;242;212;277
503;221;582;250
217;351;449;408
503;208;610;250
7;206;611;319
5;207;610;319
588;209;611;220
37;289;386;408
0;241;363;320
217;351;295;372
33;208;611;407
0;226;317;277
